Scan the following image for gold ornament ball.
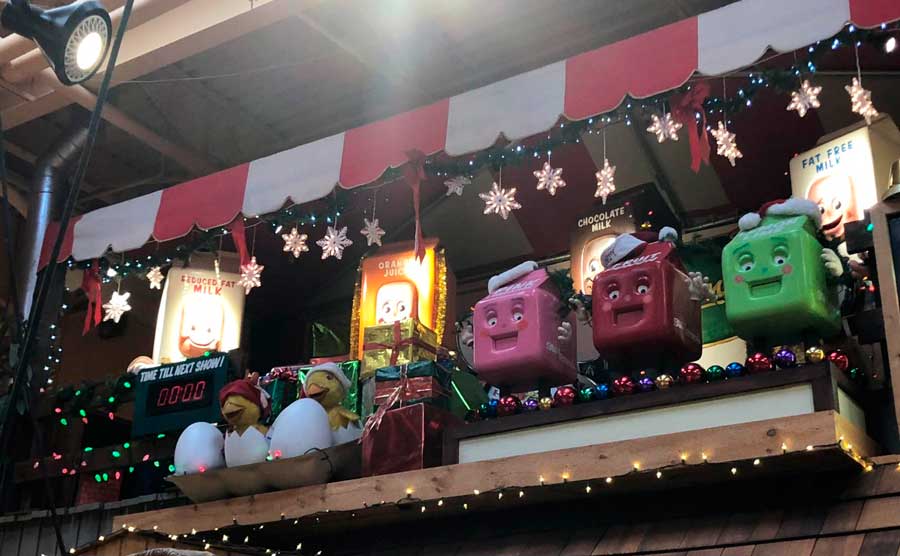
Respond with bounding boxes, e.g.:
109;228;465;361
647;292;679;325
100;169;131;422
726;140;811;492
538;397;553;411
805;346;825;364
655;374;674;389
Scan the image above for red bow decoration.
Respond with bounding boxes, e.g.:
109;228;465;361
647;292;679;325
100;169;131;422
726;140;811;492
228;219;250;266
671;81;711;173
80;260;102;335
401;149;427;262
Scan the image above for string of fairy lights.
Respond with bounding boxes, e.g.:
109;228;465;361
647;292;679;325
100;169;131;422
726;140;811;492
85;438;872;556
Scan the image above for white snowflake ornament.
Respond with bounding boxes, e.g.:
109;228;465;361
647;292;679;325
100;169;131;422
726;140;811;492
479;181;521;220
845;77;878;125
594;158;617;204
238;256;264;294
533;161;566;196
102;291;132;323
444;175;470;197
360;217;386;247
710;121;743;167
646;113;682;143
317;226;353;260
786;80;822;118
281;227;309;258
146;266;164;290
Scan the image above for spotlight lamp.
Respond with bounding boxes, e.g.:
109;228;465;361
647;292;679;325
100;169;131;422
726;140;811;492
1;0;112;86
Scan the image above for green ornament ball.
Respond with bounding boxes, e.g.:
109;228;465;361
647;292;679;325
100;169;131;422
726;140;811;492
578;387;594;403
705;365;725;381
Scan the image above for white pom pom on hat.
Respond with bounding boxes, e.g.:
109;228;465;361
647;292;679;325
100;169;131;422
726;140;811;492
738;198;821;231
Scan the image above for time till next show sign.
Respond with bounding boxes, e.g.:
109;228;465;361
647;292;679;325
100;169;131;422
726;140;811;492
131;353;229;437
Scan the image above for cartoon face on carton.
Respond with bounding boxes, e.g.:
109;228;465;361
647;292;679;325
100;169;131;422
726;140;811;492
178;294;225;358
722;215;840;340
806;173;861;240
473;269;576;391
592;241;701;367
375;281;417;324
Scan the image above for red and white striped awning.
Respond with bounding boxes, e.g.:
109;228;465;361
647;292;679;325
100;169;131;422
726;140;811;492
40;0;900;267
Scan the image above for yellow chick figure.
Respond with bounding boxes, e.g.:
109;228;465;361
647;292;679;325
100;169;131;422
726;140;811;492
303;363;360;438
219;372;271;467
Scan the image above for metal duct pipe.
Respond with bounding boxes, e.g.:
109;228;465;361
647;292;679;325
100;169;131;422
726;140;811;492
15;126;88;319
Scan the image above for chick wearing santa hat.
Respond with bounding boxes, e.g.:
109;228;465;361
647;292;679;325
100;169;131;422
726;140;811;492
219;373;271;467
302;363;361;444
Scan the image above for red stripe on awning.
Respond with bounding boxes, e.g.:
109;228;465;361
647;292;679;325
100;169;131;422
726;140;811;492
564;17;698;120
339;99;450;187
850;0;900;28
39;216;82;267
152;163;250;242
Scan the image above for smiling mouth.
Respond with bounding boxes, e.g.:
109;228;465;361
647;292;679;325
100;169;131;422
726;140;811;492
613;307;644;327
492;332;518;351
749;276;782;297
821;215;843;232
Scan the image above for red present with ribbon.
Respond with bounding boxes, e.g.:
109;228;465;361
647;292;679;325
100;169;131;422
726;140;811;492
374;376;449;408
361;402;458;477
361;318;440;378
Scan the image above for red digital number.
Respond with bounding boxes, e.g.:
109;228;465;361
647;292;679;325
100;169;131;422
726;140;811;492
155;380;208;408
167;385;182;405
156;387;169;407
182;382;195;402
194;380;206;401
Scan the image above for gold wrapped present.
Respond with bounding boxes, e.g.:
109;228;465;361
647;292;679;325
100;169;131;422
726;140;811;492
361;319;439;378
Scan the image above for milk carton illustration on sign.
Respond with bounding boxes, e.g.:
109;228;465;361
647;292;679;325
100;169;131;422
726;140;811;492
473;262;577;392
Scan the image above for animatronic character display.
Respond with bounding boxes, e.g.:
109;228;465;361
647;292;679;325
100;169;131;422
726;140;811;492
375;281;417;324
219;373;270;467
179;294;226;358
302;363;361;444
591;228;709;370
805;173;861;240
473;262;576;392
722;198;843;346
580;235;617;295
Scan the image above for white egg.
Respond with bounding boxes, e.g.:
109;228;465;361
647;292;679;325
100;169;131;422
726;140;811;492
268;398;333;459
174;422;224;475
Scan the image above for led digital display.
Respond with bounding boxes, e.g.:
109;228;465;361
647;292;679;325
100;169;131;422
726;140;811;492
145;372;213;417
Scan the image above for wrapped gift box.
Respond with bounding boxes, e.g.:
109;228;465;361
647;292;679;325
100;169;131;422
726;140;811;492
374;376;450;409
265;360;361;418
299;360;361;415
362;319;439;378
361;403;459;477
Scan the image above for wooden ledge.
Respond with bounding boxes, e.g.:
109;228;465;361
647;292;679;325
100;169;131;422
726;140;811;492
114;410;875;535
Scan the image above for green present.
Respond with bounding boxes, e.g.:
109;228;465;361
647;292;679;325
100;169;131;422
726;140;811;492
448;370;488;420
297;360;361;415
374;360;452;386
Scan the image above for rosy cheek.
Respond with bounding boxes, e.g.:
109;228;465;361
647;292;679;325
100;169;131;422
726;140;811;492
516;319;529;330
479;329;491;338
782;264;793;275
734;275;744;284
642;295;654;304
601;302;612;312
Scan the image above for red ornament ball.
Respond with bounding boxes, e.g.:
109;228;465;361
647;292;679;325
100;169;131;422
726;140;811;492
611;375;635;395
827;350;850;371
679;363;703;383
497;395;521;417
553;386;577;407
746;352;773;374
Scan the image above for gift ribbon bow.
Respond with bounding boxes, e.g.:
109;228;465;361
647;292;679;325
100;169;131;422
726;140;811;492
401;149;427;262
362;321;438;366
80;260;102;335
671;81;711;173
360;364;411;443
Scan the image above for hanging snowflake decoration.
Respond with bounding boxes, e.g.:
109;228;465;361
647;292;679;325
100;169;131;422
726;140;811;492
845;77;878;125
594;158;617;204
360;217;386;247
444;175;470;197
786;80;822;118
479;181;521;220
146;266;164;290
102;291;132;323
710;121;743;167
281;227;309;258
646;113;682;143
533;161;566;196
317;226;353;260
238;256;264;294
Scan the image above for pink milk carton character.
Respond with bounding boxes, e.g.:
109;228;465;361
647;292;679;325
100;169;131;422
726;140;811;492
473;262;577;392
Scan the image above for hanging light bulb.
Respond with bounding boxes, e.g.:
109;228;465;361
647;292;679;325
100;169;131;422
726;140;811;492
886;36;897;54
1;0;112;86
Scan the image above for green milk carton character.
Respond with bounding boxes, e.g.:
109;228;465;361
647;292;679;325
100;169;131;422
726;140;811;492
722;198;843;344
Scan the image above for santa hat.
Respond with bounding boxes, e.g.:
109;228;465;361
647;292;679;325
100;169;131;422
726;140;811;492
219;373;271;419
738;198;821;231
302;362;352;391
488;261;538;294
600;226;678;268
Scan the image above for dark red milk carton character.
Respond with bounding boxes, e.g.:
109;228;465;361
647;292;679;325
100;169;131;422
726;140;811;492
591;228;704;370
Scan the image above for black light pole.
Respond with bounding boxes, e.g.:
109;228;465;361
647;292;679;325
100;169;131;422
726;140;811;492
0;2;128;554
